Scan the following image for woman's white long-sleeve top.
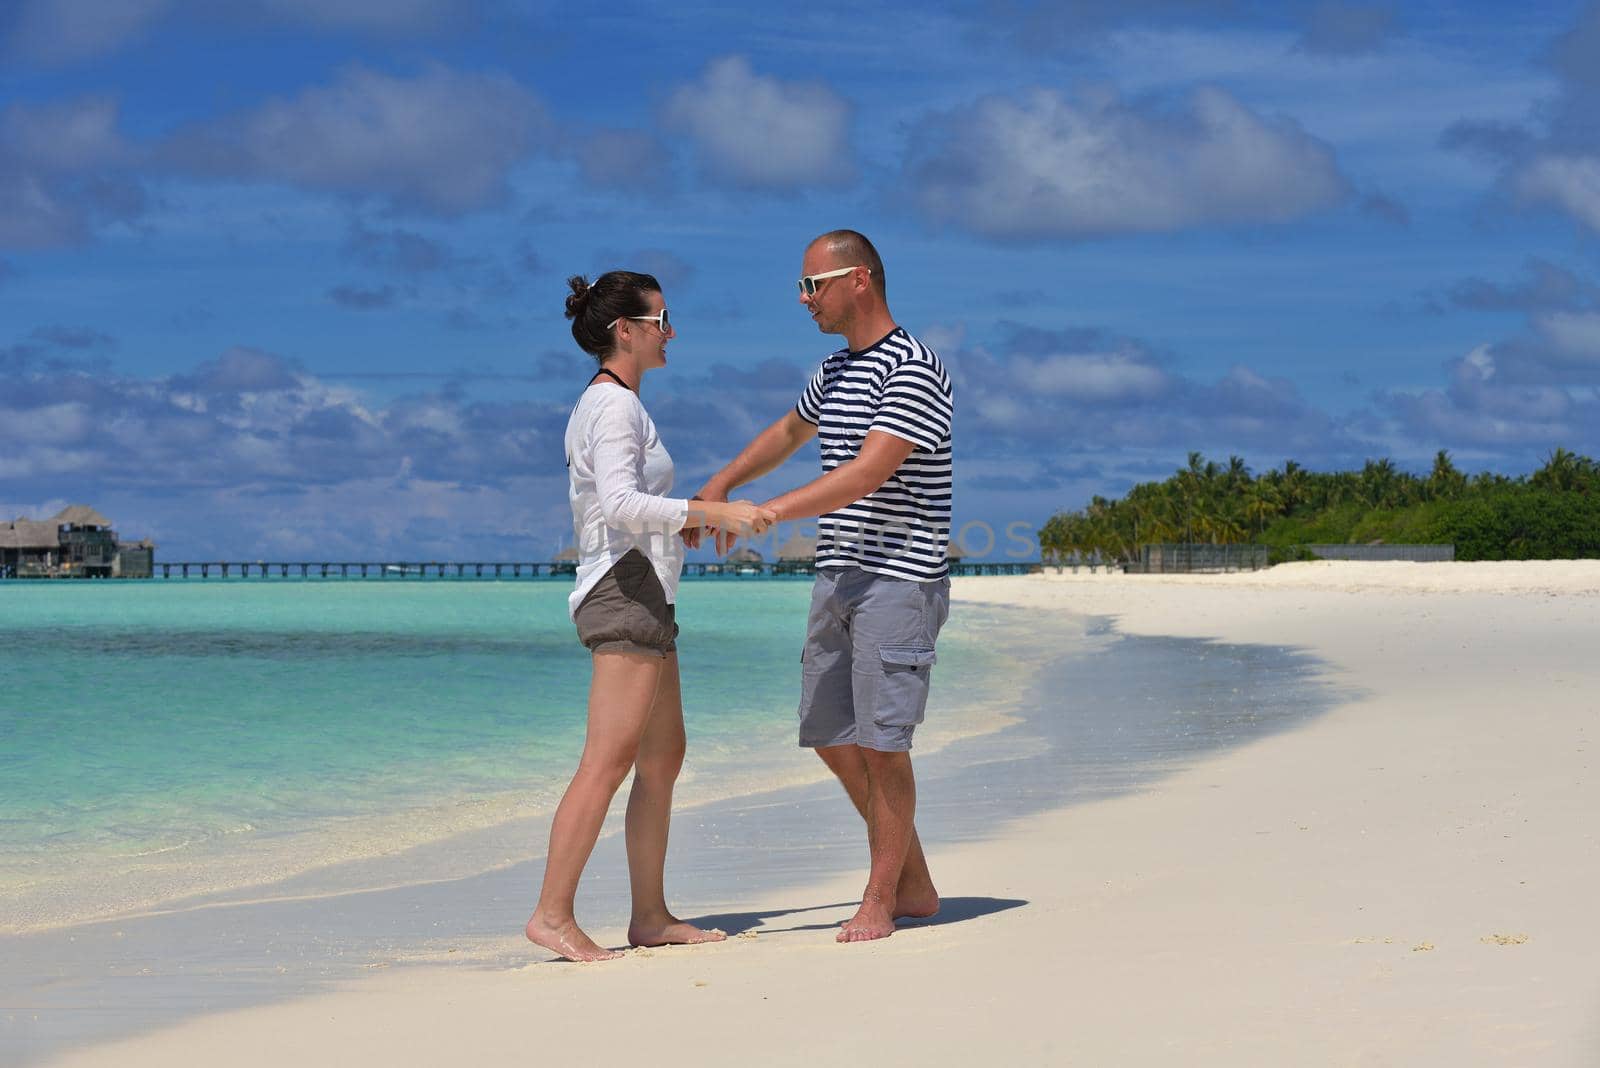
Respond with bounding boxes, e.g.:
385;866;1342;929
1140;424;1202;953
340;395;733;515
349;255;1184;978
564;382;689;619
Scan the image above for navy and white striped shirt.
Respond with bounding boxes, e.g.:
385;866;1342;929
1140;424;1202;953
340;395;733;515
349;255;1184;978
795;327;954;582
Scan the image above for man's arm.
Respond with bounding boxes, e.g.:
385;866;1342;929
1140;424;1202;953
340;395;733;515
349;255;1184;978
687;411;816;549
700;411;817;498
762;430;915;522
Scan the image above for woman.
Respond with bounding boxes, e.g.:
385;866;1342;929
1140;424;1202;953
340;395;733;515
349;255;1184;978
525;270;774;962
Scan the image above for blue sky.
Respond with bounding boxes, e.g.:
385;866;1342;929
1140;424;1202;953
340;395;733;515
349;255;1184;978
3;0;1600;560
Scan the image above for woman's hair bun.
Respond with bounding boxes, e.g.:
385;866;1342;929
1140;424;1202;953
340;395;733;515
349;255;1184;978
564;268;657;360
564;274;597;321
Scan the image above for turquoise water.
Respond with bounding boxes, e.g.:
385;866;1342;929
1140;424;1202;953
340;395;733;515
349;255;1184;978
0;578;1016;931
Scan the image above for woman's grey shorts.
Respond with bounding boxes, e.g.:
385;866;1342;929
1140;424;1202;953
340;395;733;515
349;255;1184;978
574;549;678;658
797;566;950;753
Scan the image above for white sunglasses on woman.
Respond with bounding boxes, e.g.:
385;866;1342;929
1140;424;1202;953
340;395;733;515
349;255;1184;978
606;309;672;333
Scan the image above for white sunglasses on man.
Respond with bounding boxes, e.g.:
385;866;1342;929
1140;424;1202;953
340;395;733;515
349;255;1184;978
797;265;870;296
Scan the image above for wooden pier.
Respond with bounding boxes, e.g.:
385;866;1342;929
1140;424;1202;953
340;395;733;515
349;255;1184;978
153;561;560;579
124;560;1044;580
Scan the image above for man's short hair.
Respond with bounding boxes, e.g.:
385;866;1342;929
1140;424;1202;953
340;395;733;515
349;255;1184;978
813;229;886;298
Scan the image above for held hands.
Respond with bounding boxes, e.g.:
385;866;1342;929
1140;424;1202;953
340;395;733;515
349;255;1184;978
718;500;778;540
685;494;776;556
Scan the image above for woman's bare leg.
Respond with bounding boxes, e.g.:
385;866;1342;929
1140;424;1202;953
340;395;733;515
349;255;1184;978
526;650;663;961
624;651;727;947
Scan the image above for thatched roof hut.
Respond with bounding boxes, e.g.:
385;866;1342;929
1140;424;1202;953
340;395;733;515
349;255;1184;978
776;532;818;562
52;505;112;528
552;546;579;562
0;518;59;549
724;546;764;565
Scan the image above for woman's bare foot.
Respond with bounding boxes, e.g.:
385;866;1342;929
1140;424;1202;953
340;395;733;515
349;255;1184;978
892;851;940;919
628;916;727;948
525;913;623;962
837;900;896;943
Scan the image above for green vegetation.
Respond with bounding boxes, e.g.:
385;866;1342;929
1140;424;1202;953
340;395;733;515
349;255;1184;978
1038;449;1600;564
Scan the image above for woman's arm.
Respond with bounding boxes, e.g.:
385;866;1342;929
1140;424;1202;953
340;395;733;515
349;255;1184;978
588;394;690;535
588;392;775;536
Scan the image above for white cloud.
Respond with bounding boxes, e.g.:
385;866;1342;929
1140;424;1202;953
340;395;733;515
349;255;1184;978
941;326;1352;458
663;56;856;191
1460;343;1496;380
0;96;130;172
1031;352;1171;399
1533;310;1600;362
1379;341;1594;448
0;96;144;248
1516;154;1600;233
1441;7;1600;238
0;402;92;442
1386;390;1576;446
905;85;1350;239
162;65;549;215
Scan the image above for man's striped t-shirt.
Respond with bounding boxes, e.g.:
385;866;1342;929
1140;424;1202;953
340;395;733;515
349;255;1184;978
794;327;954;582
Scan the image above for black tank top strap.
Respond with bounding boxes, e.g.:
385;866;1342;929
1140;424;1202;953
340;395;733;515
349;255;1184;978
589;367;633;392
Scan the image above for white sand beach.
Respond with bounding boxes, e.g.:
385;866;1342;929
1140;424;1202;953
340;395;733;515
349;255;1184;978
39;562;1600;1067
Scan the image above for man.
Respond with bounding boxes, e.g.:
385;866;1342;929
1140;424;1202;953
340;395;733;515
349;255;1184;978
691;230;954;942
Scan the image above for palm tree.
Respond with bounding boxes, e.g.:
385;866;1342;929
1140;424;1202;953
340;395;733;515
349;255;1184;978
1360;458;1403;509
1273;459;1310;513
1427;449;1466;500
1225;455;1251;493
1175;453;1207;543
1243;480;1280;537
1533;447;1582;493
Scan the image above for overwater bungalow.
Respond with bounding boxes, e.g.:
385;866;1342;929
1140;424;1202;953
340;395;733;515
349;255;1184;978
774;532;819;574
723;546;764;575
0;506;153;579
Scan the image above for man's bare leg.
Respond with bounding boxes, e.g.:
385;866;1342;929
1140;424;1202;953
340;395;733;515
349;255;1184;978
624;652;726;948
526;651;662;962
835;746;918;941
816;744;939;919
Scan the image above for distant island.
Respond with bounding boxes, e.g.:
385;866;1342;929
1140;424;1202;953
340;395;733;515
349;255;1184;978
1040;449;1600;565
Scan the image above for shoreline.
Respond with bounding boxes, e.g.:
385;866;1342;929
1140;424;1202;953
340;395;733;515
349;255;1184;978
23;562;1600;1066
6;582;1331;1065
4;579;1063;939
0;592;1041;939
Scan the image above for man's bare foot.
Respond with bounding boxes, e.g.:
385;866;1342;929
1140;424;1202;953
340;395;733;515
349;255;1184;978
894;881;940;920
627;917;727;948
525;913;623;962
837;900;896;943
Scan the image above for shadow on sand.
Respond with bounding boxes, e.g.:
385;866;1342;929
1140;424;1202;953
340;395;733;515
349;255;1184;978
688;895;1028;936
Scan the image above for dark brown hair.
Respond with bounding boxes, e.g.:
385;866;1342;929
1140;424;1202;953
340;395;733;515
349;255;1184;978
564;270;661;361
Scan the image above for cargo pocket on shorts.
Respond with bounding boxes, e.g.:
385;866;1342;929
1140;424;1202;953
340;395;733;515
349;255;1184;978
874;643;936;727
